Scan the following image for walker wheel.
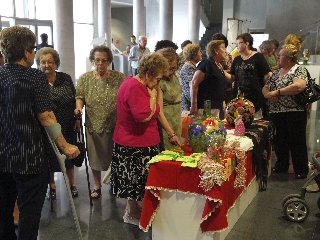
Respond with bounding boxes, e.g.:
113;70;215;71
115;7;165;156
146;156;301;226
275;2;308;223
283;197;309;222
317;197;320;210
281;194;302;207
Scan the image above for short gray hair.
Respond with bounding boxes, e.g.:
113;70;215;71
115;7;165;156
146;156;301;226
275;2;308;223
35;47;60;68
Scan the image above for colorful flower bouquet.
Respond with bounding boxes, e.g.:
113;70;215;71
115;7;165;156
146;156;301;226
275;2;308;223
225;97;255;127
188;116;227;153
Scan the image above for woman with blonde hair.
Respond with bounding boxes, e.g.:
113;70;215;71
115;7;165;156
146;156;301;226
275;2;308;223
190;40;228;119
262;41;308;179
179;43;202;111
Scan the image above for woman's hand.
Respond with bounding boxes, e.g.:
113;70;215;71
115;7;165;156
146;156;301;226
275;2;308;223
74;120;81;132
169;135;182;146
189;104;198;116
148;87;157;99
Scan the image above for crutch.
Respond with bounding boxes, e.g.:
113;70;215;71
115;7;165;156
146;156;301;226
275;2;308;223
45;130;84;240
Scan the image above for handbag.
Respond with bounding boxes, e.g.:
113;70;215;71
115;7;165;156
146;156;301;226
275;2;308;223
72;128;86;167
295;70;320;106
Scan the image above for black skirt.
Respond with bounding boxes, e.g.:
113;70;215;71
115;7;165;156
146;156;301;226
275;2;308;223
111;143;159;201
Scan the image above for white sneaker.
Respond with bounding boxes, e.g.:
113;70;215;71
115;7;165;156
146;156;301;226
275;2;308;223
123;211;140;226
306;183;320;193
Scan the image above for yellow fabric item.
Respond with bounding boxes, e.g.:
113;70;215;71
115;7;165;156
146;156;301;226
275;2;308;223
231;48;240;60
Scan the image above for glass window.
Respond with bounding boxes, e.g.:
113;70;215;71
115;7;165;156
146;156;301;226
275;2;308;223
35;0;53;20
37;26;53;46
74;23;94;79
0;0;14;17
15;0;25;18
27;0;35;19
73;0;93;24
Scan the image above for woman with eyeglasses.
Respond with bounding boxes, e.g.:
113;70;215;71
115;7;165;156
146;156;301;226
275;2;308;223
156;47;182;150
111;52;180;226
75;45;125;199
35;47;79;200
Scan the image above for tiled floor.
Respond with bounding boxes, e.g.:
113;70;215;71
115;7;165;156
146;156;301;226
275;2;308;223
36;111;320;240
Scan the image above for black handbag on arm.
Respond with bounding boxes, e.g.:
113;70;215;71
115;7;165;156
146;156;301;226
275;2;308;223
295;70;320;106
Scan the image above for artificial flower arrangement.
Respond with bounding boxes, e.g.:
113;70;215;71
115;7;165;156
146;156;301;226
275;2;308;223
188;116;227;153
225;97;255;127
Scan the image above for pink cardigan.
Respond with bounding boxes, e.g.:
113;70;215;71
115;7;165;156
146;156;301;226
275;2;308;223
113;76;160;147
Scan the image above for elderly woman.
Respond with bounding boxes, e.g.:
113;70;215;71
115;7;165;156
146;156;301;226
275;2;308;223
75;45;125;199
262;43;308;179
259;40;278;71
157;47;182;150
111;52;180;226
190;40;228;119
35;47;78;199
0;26;79;240
179;43;202;111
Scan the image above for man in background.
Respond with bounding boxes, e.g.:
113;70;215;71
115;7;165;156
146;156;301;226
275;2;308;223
128;35;150;76
36;33;53;50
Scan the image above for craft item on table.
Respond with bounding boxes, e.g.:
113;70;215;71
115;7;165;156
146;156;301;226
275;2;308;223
225;97;255;127
148;151;202;168
188;116;227;153
225;135;254;152
234;113;245;136
222;140;247;188
147;150;182;164
198;153;227;191
221;157;234;180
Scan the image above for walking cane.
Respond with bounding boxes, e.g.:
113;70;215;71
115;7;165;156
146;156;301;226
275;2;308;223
76;111;93;207
45;130;84;240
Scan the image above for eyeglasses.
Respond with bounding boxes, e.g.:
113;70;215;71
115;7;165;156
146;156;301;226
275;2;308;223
40;60;55;66
236;41;245;46
94;58;108;64
28;46;37;51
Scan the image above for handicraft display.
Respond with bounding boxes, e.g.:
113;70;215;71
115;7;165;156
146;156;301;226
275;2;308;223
225;97;255;127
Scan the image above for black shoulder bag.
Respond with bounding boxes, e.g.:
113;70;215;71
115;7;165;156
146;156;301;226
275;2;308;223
295;70;320;106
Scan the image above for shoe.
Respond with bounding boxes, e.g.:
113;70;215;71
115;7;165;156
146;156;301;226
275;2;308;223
272;167;286;173
50;188;56;200
90;188;101;199
295;174;307;179
306;183;320;193
123;211;139;226
70;186;78;198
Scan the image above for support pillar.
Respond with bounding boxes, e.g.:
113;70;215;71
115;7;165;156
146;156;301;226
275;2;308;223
159;0;173;40
98;0;112;48
53;0;75;81
133;0;145;37
188;0;200;43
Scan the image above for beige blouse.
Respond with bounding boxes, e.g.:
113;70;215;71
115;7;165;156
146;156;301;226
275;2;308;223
75;70;125;134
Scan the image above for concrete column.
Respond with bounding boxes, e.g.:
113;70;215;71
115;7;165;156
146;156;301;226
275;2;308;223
98;0;111;48
53;0;75;81
133;0;145;37
188;0;200;43
159;0;173;40
222;0;235;36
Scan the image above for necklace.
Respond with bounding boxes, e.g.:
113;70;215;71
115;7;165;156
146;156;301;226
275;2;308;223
214;60;225;75
241;50;253;60
92;71;110;106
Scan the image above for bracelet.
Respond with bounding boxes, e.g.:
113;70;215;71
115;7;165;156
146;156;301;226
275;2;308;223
278;89;281;96
168;132;176;139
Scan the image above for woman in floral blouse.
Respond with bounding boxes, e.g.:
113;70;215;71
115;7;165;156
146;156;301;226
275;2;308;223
179;43;202;111
262;42;308;179
75;45;125;199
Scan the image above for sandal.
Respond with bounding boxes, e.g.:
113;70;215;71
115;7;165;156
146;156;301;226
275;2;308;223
91;188;101;199
70;186;79;198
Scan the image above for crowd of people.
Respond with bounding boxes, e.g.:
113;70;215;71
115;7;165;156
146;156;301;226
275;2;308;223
0;24;314;239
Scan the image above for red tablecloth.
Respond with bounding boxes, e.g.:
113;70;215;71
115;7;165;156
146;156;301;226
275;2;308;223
140;151;255;232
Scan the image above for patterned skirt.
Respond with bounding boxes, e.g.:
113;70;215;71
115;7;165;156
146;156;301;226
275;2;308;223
111;143;159;201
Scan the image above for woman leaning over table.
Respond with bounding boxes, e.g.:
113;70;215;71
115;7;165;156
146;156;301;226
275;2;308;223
35;47;79;199
111;52;180;226
190;40;228;119
157;47;182;150
262;43;308;179
75;45;125;199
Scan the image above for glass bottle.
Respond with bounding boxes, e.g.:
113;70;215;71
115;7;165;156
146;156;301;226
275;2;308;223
203;99;211;117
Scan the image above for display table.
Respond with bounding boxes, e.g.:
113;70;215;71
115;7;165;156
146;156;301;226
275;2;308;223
139;152;255;238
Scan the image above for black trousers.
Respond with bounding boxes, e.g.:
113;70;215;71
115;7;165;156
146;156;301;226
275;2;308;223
271;111;308;175
0;171;49;240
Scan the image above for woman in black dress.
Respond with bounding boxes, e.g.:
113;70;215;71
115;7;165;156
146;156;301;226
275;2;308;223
36;47;78;199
